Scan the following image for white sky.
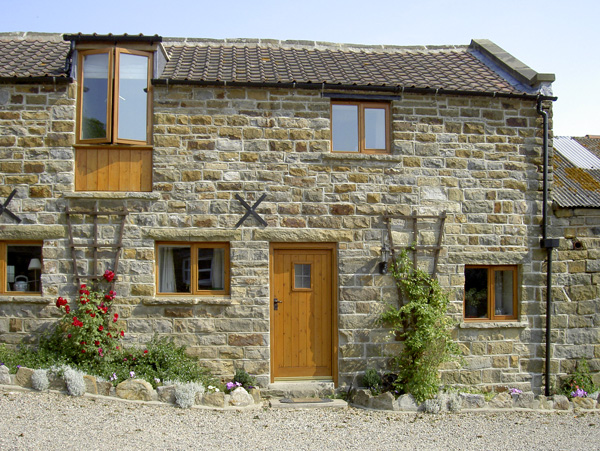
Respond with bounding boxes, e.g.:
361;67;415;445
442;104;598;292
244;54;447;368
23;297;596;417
2;0;598;136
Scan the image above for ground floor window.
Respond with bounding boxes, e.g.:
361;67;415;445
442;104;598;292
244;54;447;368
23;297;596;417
464;265;518;320
156;242;229;295
0;242;42;294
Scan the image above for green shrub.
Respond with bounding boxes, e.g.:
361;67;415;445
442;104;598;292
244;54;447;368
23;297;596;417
233;368;256;389
379;248;460;403
560;359;598;398
362;369;382;394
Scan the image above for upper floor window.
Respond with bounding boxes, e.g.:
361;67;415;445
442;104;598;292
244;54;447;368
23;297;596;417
0;242;42;295
156;243;230;296
77;48;152;145
331;101;390;154
464;265;518;321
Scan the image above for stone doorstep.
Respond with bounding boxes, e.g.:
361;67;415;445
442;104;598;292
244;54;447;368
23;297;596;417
270;397;348;410
262;380;336;399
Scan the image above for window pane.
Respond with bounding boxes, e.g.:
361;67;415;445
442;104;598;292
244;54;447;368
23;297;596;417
158;246;190;293
294;264;311;289
332;104;359;152
494;270;514;316
198;248;225;291
7;245;42;292
81;53;109;140
365;108;386;149
118;53;149;141
464;267;488;318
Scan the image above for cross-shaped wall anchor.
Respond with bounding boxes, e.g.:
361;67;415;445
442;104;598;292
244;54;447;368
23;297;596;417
0;189;21;223
235;193;267;228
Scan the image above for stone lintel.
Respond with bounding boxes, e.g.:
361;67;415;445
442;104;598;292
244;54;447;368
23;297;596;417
0;225;65;240
322;153;403;163
253;228;353;242
63;192;161;200
459;321;528;329
0;296;51;304
145;228;242;242
143;296;234;306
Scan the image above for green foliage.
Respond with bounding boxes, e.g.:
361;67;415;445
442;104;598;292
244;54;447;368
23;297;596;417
43;275;121;365
233;368;257;389
560;359;598;397
379;248;459;403
362;368;382;394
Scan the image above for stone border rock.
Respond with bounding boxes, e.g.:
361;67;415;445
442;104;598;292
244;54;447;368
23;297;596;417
351;389;600;412
2;366;262;410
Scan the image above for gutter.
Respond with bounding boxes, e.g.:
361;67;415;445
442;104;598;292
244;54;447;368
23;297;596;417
537;98;560;397
151;78;558;101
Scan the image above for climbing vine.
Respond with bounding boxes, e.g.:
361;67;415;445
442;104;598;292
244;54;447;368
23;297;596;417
379;248;459;402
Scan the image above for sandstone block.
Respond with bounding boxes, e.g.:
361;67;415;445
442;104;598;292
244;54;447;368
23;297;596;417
397;394;419;411
0;365;11;385
83;375;98;394
202;391;225;407
15;367;34;388
353;389;372;408
157;385;176;404
116;379;155;401
572;397;595;409
371;391;397;411
97;381;112;396
488;392;512;408
229;387;253;407
459;393;485;408
553;395;570;410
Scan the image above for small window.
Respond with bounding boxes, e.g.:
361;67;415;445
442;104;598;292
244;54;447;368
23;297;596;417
464;265;517;321
77;48;152;145
157;243;229;295
0;242;42;295
294;263;312;290
331;101;390;154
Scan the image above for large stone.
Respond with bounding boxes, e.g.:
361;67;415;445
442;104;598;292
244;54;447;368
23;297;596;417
488;392;513;409
353;389;372;408
116;379;155;401
536;395;554;410
201;391;225;407
157;385;176;404
15;367;34;388
249;388;262;405
459;393;485;409
48;372;67;391
572;397;596;409
0;365;10;385
371;391;397;411
83;375;98;394
512;392;536;409
396;394;419;411
229;387;253;407
553;395;571;410
97;381;113;396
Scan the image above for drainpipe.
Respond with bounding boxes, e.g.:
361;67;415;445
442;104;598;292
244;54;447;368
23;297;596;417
537;98;559;396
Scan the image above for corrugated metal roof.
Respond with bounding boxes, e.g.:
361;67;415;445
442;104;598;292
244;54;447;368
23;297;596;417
553;152;600;208
554;136;600;169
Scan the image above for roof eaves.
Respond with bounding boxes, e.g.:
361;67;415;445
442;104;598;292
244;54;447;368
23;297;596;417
63;33;162;43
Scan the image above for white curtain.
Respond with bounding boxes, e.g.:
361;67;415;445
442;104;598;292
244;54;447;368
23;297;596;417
159;247;176;292
211;248;224;290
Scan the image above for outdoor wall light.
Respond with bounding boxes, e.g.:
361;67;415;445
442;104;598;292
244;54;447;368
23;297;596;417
379;244;389;275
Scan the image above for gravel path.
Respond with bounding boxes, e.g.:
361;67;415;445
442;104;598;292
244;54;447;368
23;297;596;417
0;388;598;450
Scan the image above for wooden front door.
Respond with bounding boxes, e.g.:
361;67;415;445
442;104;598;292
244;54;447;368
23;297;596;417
270;244;336;382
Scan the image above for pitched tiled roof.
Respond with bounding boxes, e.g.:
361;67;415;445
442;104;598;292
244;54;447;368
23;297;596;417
160;40;529;95
0;33;70;80
553;143;600;209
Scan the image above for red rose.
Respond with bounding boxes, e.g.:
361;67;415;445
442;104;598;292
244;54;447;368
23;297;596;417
103;270;115;282
144;350;148;354
56;297;67;308
120;330;124;337
107;332;112;338
94;340;100;346
113;313;119;322
90;313;95;318
81;349;86;353
65;305;70;314
98;325;104;331
67;334;71;339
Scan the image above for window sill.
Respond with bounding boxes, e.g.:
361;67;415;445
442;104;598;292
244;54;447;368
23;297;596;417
64;192;161;200
143;296;234;306
459;321;528;329
323;153;402;162
0;295;48;304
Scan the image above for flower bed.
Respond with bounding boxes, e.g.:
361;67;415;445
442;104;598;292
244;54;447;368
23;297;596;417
351;388;600;412
0;365;261;410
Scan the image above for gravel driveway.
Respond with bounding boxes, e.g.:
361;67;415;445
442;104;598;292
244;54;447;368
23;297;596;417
0;388;598;450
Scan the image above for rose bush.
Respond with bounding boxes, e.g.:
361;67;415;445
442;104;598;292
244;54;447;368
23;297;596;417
50;271;124;364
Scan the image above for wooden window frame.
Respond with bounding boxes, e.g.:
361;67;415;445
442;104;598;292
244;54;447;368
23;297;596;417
292;263;313;292
331;100;390;154
0;241;42;295
76;47;153;146
464;265;518;321
155;242;230;296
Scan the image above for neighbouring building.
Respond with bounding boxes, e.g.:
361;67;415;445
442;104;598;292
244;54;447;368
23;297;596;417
0;31;597;393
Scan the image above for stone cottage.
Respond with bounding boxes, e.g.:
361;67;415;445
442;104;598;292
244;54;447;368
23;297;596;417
1;32;595;393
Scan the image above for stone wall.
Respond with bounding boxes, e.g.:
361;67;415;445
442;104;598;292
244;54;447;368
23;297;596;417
1;80;596;392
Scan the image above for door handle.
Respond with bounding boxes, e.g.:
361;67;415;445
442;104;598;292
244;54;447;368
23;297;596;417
274;297;283;310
